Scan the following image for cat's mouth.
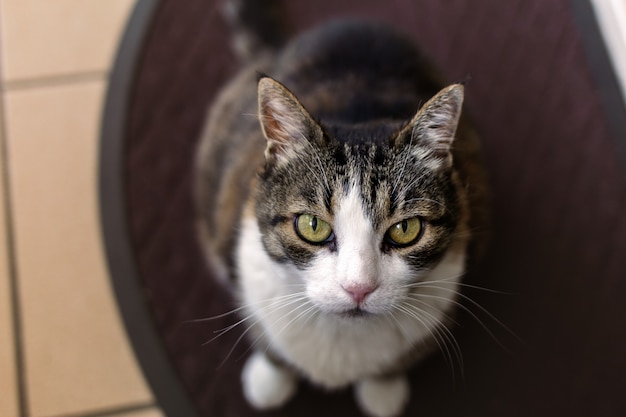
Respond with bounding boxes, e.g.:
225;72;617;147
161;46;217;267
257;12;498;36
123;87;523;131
339;307;371;319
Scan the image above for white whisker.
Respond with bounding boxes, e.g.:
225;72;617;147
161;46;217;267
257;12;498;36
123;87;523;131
403;276;513;295
391;134;414;195
200;293;309;346
406;289;521;350
188;291;307;323
392;302;462;380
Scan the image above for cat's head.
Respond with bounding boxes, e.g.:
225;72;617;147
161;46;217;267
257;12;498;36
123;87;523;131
252;77;468;318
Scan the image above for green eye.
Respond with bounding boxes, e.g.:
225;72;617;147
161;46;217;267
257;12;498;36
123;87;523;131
386;218;423;247
295;214;333;244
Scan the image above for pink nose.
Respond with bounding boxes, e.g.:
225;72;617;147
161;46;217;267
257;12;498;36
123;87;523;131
342;283;378;304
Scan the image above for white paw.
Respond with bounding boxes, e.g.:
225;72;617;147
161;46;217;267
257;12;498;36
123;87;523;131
241;351;298;409
354;375;410;417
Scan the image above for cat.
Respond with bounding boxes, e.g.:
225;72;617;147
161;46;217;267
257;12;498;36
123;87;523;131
195;8;488;417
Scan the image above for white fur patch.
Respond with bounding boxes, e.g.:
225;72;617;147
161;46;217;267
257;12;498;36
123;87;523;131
307;186;385;314
241;351;297;409
355;375;410;417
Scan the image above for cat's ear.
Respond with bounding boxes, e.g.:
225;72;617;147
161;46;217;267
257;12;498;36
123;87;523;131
398;84;464;169
258;77;323;165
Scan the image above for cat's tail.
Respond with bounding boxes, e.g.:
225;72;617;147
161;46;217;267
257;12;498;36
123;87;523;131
221;0;288;62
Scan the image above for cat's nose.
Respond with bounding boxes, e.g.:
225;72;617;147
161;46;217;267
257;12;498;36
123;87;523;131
342;283;378;304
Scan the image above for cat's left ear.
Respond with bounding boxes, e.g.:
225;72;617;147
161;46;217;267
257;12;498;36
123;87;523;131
258;77;324;166
397;84;464;169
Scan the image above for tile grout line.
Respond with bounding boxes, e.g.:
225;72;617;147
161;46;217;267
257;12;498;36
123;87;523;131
1;70;109;92
49;401;158;417
0;71;30;417
0;4;30;416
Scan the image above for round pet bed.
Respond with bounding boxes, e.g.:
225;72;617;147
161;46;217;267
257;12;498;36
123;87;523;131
100;1;626;416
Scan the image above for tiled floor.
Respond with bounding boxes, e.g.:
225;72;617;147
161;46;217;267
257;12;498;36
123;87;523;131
0;0;161;416
0;1;624;417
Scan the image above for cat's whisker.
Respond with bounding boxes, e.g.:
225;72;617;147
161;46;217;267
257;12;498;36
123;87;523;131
210;295;306;338
213;296;315;366
398;300;464;370
416;314;463;382
397;172;430;202
217;315;264;368
226;298;317;364
383;308;402;329
273;302;318;340
392;303;462;380
185;304;250;323
391;134;414;195
406;281;518;334
309;147;332;195
187;291;308;323
400;273;464;290
392;170;429;208
405;277;513;295
202;294;310;346
209;313;256;339
406;289;521;350
238;326;268;361
403;197;447;210
260;296;312;316
255;302;318;359
405;296;461;328
291;130;332;196
204;311;261;347
386;303;461;376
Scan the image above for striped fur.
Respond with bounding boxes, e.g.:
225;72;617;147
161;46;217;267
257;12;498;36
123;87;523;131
195;20;488;417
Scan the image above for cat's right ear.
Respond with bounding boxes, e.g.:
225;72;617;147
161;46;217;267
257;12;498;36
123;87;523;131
257;77;323;165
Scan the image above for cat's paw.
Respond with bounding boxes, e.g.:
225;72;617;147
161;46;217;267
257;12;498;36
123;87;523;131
241;351;298;410
354;374;410;417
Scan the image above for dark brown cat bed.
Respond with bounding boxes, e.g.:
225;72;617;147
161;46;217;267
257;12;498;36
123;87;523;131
100;1;626;416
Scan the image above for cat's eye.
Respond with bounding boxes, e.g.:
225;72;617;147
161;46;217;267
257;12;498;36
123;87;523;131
385;218;423;247
295;214;333;244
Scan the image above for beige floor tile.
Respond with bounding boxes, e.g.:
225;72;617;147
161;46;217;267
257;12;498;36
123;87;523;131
0;0;135;82
4;80;153;417
0;105;18;417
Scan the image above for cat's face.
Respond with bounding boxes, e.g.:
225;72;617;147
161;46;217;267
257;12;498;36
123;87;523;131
253;77;467;318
